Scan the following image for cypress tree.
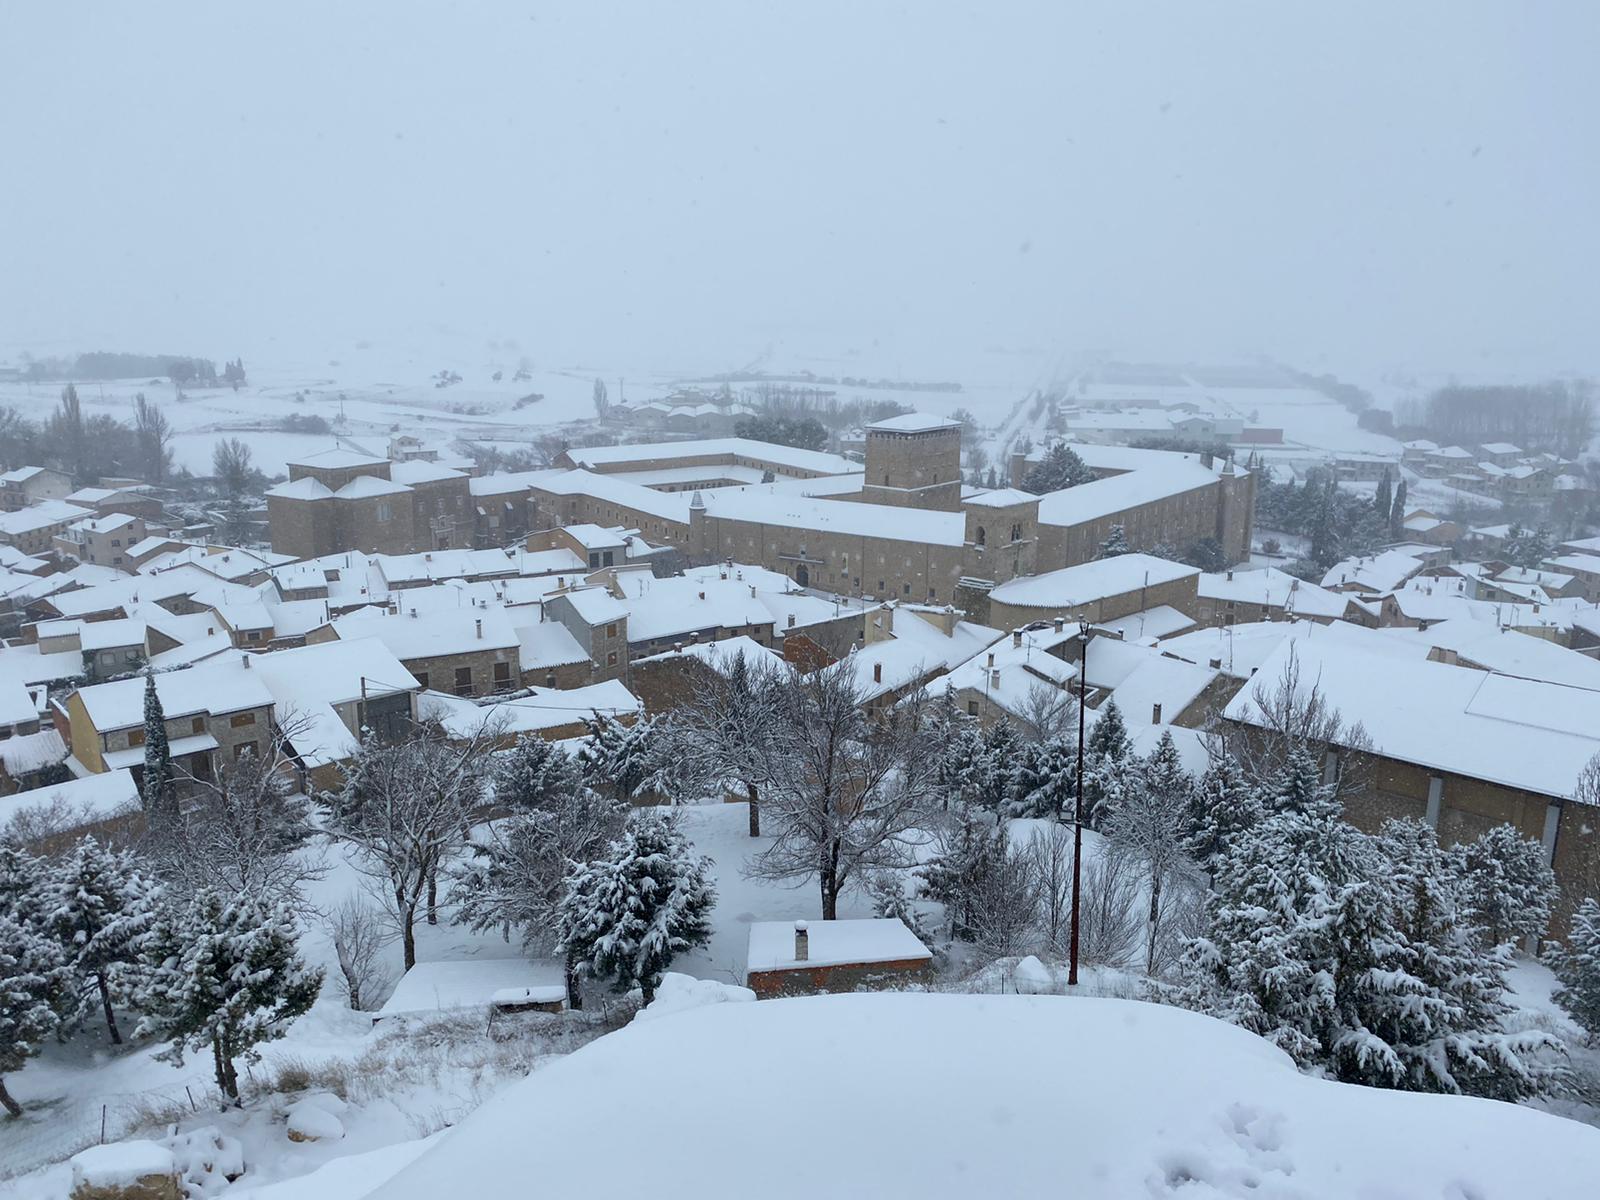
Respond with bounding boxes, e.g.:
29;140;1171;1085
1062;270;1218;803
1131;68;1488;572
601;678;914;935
141;671;177;841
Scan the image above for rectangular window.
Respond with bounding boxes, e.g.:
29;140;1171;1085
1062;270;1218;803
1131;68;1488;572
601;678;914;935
191;716;205;735
230;712;256;728
606;651;618;667
493;661;511;689
967;701;979;716
127;729;145;747
454;667;474;696
606;623;618;637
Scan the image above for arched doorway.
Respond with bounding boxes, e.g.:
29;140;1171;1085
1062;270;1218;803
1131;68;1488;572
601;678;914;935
795;564;809;588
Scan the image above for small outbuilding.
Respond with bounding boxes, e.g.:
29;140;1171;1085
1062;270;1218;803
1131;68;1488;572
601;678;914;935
744;918;933;999
373;958;564;1023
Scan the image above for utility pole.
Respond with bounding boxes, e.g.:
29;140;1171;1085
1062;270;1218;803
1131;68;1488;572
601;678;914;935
1069;620;1088;987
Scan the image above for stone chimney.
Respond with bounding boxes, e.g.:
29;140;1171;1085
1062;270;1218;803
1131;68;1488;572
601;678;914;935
1053;616;1064;634
1012;629;1023;649
787;613;796;628
1151;702;1162;725
990;669;1001;689
865;602;895;646
475;618;483;639
873;662;883;684
794;920;809;962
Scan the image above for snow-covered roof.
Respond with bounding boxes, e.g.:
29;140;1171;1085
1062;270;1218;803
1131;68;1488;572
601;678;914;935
419;680;640;739
1098;653;1218;728
962;487;1037;509
265;476;334;500
330;606;519;659
1035;462;1219;528
389;459;467;486
1429;445;1475;459
565;438;857;477
700;489;966;547
1320;549;1425;594
1225;637;1600;800
561;522;627;550
1545;554;1600;576
746;917;931;973
1481;442;1522;455
632;635;784;673
0;728;66;776
1091;605;1196;642
67;511;140;534
374;957;563;1020
1385;618;1600;690
556;586;629;626
0;767;139;834
0;500;92;535
515;621;590;671
336;475;411;499
1198;567;1350;618
840;611;1000;701
362;992;1597;1200
867;412;961;434
989;554;1198;610
285;447;390;470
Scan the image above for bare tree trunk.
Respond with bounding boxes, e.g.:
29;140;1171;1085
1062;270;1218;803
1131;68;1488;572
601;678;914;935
0;1076;21;1118
97;971;122;1045
1146;874;1163;977
564;948;583;1012
427;869;438;926
747;782;760;838
401;905;418;970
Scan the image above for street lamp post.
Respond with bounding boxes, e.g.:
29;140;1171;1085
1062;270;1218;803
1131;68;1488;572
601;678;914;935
1068;620;1089;987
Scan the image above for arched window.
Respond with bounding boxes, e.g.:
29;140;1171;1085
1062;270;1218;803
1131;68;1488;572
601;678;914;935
976;526;987;546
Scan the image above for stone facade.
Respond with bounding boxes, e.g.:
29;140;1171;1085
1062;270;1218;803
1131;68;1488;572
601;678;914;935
746;957;934;999
53;514;147;568
985;569;1200;632
268;451;474;558
860;421;962;511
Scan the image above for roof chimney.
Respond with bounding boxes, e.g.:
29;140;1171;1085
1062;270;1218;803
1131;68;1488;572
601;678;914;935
991;669;1002;688
698;590;706;601
787;614;796;628
986;652;995;668
1012;630;1023;648
475;618;483;639
873;662;883;684
1152;702;1162;725
242;654;251;669
1226;568;1234;582
1053;616;1064;633
750;585;757;598
794;920;809;962
1209;656;1222;669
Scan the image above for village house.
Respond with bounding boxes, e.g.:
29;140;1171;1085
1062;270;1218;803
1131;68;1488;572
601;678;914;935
1194;567;1352;627
266;447;475;558
984;554;1200;632
543;587;630;682
418;677;642;746
0;466;73;511
52;511;146;568
64;483;166;524
1225;636;1600;937
744;918;933;999
308;605;522;698
0;500;92;555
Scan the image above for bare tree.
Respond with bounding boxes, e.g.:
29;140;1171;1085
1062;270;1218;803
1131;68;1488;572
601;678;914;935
1104;734;1198;976
1077;851;1142;969
324;895;393;1011
1015;681;1078;745
657;652;782;835
162;711;327;904
1210;645;1375;804
967;837;1040;961
132;393;173;484
211;436;256;497
324;722;495;969
745;660;938;919
1027;822;1074;954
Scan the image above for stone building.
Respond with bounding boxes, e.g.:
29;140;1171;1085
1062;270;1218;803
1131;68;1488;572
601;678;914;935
1225;636;1600;938
0;466;73;511
267;448;473;559
0;500;93;555
543;588;630;681
52;512;147;568
858;413;963;510
984;554;1201;631
307;607;522;698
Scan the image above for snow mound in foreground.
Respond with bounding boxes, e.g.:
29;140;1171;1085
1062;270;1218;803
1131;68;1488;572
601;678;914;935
632;972;756;1023
369;994;1600;1200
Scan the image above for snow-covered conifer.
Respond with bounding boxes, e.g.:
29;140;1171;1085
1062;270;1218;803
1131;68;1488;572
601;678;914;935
1185;751;1264;873
1548;897;1600;1041
0;843;52;931
577;714;658;801
1005;735;1075;819
1455;823;1559;947
1095;524;1132;559
917;805;1004;941
1106;732;1197;975
45;837;160;1044
140;671;178;841
493;735;582;813
139;889;323;1101
0;913;73;1117
557;816;715;1005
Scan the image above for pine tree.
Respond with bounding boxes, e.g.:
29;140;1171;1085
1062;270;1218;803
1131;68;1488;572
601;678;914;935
974;720;1020;811
557;816;715;1006
1006;735;1075;819
1454;824;1559;947
1096;524;1132;559
1374;470;1393;528
45;838;161;1044
917;805;1004;941
1389;477;1407;537
1106;732;1196;975
1083;701;1132;827
1547;897;1600;1041
0;914;73;1117
1185;752;1265;873
1019;442;1095;495
139;890;323;1102
493;735;582;814
140;672;177;842
1309;479;1340;568
577;714;657;801
1087;699;1131;763
0;843;52;931
1268;743;1333;816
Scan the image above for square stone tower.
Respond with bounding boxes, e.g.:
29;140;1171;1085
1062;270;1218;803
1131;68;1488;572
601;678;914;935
861;413;963;511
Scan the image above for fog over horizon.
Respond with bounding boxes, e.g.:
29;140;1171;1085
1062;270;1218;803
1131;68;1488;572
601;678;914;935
3;2;1596;383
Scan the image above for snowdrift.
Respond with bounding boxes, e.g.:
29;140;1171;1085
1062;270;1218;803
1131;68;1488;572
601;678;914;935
368;993;1600;1199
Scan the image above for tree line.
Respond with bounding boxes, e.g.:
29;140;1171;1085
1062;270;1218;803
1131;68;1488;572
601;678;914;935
0;385;176;485
1395;380;1595;457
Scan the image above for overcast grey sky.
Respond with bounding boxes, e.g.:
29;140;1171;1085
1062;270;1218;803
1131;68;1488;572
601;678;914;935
2;2;1595;378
